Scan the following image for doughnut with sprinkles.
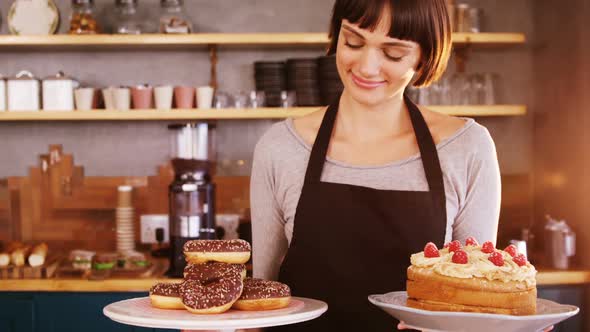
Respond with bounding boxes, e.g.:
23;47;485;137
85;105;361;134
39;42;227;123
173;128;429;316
184;239;251;264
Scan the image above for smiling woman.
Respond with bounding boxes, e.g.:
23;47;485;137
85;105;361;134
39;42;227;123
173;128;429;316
251;0;501;331
327;0;452;88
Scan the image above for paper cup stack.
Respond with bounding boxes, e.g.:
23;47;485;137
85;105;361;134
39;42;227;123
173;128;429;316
116;186;135;255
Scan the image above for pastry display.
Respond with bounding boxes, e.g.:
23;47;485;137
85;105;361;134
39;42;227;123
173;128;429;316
149;282;184;310
406;237;537;315
28;243;48;267
183;239;251;264
0;242;49;268
92;253;118;271
69;250;95;270
10;245;31;267
183;261;247;281
118;252;151;270
0;253;9;267
233;278;292;311
150;239;291;314
0;242;54;282
180;278;243;314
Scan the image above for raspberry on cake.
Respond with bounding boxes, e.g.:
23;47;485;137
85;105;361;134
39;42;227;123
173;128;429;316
481;241;495;254
504;244;518;257
465;236;479;246
423;242;440;258
488;251;505;266
451;250;468;264
447;240;462;252
406;238;537;315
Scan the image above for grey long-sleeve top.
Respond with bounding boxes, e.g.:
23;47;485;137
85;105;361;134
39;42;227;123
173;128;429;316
250;117;501;280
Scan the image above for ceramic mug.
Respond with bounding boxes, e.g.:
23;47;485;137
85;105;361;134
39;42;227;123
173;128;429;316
174;86;195;109
113;87;131;111
196;86;215;109
74;87;95;111
131;85;153;109
154;85;174;110
102;87;116;110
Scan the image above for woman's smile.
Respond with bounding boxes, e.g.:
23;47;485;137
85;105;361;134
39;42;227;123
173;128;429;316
350;72;387;90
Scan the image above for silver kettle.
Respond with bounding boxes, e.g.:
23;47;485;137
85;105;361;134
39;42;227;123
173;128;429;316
544;215;576;269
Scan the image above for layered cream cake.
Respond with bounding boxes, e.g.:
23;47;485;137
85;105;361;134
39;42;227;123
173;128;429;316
406;238;537;315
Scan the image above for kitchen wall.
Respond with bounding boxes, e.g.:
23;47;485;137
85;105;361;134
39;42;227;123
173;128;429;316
532;1;588;329
533;0;589;267
0;0;534;178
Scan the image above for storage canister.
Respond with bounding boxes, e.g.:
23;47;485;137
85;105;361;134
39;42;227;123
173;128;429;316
7;70;40;111
42;71;78;111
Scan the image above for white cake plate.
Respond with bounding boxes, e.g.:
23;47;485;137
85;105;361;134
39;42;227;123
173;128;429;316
103;296;327;330
369;291;579;332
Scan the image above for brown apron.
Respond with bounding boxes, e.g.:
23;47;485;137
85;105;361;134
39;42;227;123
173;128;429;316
275;94;447;331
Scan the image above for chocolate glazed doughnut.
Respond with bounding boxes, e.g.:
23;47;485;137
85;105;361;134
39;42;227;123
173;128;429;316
184;261;247;282
183;239;251;264
149;282;185;309
180;277;244;314
233;278;291;311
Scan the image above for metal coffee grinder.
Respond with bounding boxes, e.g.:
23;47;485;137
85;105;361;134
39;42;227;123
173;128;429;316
166;122;217;277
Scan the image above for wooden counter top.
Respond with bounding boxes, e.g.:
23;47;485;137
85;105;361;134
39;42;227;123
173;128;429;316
536;269;590;286
1;270;589;292
0;278;183;292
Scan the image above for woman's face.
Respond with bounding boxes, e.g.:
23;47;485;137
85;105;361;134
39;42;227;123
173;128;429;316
336;14;422;107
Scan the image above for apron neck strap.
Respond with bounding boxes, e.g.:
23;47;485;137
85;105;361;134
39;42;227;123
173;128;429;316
303;99;339;184
303;94;446;198
405;94;446;197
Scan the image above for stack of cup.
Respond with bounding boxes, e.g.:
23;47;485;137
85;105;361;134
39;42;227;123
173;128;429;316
116;186;135;255
102;87;131;111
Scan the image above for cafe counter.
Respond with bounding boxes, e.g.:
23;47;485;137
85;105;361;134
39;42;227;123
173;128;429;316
0;270;587;332
0;269;588;292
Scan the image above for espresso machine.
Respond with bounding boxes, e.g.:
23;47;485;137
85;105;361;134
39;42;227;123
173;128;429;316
166;122;217;277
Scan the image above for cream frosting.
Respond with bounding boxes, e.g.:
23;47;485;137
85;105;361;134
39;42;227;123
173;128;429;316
410;245;537;287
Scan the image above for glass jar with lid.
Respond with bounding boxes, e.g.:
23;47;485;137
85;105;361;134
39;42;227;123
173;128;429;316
159;0;193;34
114;0;143;34
69;0;100;34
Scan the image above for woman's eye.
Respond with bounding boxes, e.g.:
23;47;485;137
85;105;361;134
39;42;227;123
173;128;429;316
344;41;363;49
384;52;404;62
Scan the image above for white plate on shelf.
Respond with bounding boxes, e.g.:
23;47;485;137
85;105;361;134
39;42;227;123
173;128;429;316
8;0;59;35
368;291;578;332
104;296;327;330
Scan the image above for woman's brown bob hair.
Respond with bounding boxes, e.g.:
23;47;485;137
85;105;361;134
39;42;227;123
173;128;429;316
327;0;452;87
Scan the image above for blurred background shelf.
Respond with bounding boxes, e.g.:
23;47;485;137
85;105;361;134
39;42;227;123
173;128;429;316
0;32;525;49
451;32;526;46
0;105;527;121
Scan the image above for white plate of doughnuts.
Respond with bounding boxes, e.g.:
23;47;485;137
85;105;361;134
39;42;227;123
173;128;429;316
103;296;327;330
368;291;579;332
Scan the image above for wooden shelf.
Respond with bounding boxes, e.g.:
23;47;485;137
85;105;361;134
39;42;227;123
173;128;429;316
429;105;527;116
536;270;590;286
452;32;526;46
0;278;183;292
0;105;526;121
0;32;525;49
0;33;327;48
